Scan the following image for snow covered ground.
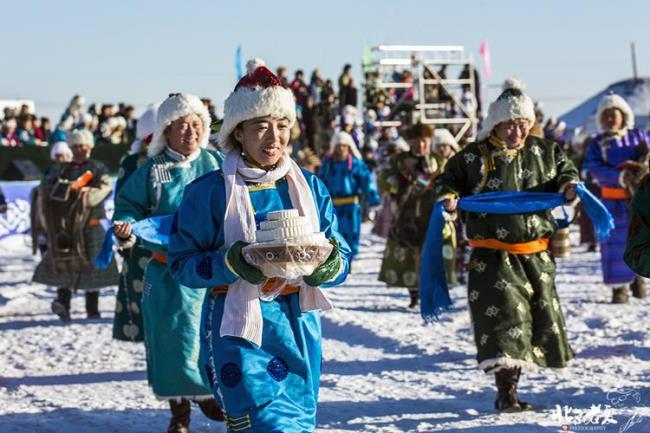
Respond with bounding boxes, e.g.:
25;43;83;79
1;225;649;433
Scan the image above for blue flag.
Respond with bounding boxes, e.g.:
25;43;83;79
235;45;243;80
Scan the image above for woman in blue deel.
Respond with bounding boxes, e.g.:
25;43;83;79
168;64;350;433
318;130;380;261
112;93;225;431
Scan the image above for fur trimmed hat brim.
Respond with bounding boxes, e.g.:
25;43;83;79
67;128;95;148
330;130;362;159
433;128;460;152
596;93;635;131
149;94;210;157
218;85;296;152
478;79;536;140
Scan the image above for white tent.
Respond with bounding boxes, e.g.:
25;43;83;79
559;78;650;136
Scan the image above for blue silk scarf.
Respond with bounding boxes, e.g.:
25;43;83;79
94;214;174;269
419;184;613;322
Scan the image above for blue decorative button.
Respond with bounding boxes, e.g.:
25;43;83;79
267;357;289;382
220;362;241;388
196;256;213;280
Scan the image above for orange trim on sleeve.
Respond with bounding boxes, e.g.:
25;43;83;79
151;252;168;264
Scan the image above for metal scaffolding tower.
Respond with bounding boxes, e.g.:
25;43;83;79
363;45;479;141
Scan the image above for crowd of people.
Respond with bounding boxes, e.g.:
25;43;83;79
0;96;220;148
4;58;650;432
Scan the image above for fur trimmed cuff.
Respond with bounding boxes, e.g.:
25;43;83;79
116;234;137;250
479;357;539;374
436;193;458;203
558;181;580;206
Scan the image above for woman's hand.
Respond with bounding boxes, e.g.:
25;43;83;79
563;184;578;202
113;221;133;239
443;197;458;212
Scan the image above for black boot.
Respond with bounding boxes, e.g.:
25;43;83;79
51;288;71;322
631;277;646;299
408;291;419;309
168;399;191;433
612;286;629;304
85;291;101;319
494;368;532;412
195;398;225;421
513;368;533;411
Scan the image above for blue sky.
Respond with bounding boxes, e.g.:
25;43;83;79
1;0;647;122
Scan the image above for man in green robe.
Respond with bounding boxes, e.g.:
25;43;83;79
378;123;445;308
435;79;578;412
624;176;650;277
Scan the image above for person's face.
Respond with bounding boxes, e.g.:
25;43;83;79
164;114;204;156
409;136;432;156
601;108;624;131
234;116;290;169
23;118;33;129
494;119;531;148
436;143;453;159
334;143;351;160
71;144;92;161
55;153;69;163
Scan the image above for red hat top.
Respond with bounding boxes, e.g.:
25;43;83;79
219;63;297;151
234;66;283;91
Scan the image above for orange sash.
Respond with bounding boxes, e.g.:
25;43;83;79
150;253;300;296
211;277;300;296
600;187;629;200
468;238;549;254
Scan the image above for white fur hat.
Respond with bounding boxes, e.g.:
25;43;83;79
130;104;158;155
478;78;536;140
136;104;159;139
596;92;635;131
79;112;94;126
330;130;362;159
433;128;460;152
394;136;410;152
50;141;73;161
108;116;127;130
218;64;296;151
246;58;266;75
67;128;95;148
149;93;210;157
69;95;85;109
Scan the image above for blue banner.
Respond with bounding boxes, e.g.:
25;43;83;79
0;181;115;239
